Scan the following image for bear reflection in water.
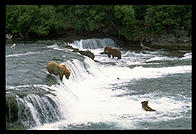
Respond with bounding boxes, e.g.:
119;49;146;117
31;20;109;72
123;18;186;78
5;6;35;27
47;61;71;81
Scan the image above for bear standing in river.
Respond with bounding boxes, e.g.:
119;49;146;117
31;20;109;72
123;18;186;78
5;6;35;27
141;101;156;111
47;61;71;81
104;46;121;59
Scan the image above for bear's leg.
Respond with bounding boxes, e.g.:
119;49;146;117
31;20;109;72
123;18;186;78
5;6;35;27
108;54;111;58
59;74;63;81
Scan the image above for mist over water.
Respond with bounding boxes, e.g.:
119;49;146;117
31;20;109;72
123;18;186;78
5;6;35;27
6;38;192;130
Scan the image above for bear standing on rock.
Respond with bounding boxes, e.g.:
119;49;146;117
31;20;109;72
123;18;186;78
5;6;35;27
47;61;71;81
104;46;121;59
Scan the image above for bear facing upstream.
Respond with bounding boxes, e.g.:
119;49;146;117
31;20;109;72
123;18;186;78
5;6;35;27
104;46;121;59
47;61;71;81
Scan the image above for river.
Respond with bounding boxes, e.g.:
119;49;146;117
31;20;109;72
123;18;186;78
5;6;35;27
6;38;192;130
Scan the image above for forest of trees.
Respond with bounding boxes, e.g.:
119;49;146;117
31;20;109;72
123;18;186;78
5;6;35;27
6;5;192;41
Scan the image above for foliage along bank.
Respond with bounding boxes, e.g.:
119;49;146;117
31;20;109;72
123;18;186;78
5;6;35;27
6;5;192;49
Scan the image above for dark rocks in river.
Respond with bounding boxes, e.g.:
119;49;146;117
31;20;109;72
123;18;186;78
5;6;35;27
141;101;156;112
100;52;107;54
63;45;95;60
72;48;95;60
6;95;19;122
79;50;95;60
72;48;80;52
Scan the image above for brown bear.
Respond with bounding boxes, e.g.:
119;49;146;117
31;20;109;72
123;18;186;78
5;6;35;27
47;61;71;81
104;46;121;59
141;101;156;111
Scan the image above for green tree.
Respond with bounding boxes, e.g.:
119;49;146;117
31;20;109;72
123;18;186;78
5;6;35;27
145;5;192;35
132;5;148;41
114;5;137;40
6;5;192;40
6;5;25;36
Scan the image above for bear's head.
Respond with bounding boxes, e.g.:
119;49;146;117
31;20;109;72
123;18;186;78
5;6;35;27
141;101;148;107
61;65;71;79
65;69;71;79
104;46;110;53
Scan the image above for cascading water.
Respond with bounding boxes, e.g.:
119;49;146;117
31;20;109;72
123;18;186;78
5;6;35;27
70;38;117;49
6;38;192;130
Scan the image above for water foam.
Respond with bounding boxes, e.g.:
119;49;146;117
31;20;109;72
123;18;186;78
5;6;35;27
47;44;70;52
6;39;191;130
33;86;191;130
145;56;177;62
100;65;191;83
32;56;191;130
6;52;41;58
181;52;192;60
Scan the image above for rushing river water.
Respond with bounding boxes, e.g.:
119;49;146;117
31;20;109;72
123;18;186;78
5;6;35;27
6;38;192;130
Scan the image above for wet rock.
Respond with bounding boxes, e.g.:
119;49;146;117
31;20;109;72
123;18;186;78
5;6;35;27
144;30;191;50
6;95;19;122
100;52;107;54
79;50;95;60
6;120;25;130
62;43;95;60
72;49;95;60
72;48;80;52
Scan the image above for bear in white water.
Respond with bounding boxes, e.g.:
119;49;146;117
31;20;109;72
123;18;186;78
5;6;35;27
104;46;121;59
141;101;156;111
47;61;71;81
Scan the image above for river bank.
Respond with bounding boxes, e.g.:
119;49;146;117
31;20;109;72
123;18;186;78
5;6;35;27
144;30;192;50
6;31;192;51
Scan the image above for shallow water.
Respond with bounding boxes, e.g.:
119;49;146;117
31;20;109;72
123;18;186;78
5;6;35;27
6;38;192;130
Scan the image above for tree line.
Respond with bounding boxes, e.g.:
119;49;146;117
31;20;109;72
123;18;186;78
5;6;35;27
6;5;192;41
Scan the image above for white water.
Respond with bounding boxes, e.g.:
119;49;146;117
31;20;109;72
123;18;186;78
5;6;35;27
69;38;117;49
32;47;191;129
6;51;41;58
7;38;191;130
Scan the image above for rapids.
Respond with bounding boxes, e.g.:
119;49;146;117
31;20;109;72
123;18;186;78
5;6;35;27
6;38;192;130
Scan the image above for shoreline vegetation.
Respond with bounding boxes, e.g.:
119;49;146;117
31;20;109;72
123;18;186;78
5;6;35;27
6;5;192;50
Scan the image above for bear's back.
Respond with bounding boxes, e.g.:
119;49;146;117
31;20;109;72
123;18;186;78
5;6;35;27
47;62;61;74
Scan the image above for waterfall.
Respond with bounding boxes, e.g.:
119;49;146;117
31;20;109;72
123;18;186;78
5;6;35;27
64;58;102;81
6;57;103;129
13;92;62;128
70;38;117;49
